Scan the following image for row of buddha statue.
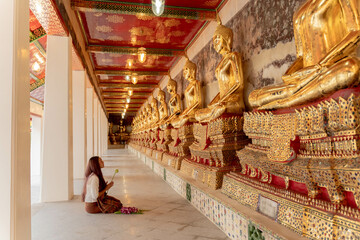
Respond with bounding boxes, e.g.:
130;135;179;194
130;1;360;238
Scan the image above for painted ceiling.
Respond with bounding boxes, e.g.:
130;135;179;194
30;0;226;119
29;0;83;103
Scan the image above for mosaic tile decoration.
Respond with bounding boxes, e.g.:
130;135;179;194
130;146;282;240
30;85;45;102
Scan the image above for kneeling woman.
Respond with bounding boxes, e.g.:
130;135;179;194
82;156;122;213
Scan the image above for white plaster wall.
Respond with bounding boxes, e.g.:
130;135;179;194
98;102;102;156
86;87;94;161
93;96;99;156
102;111;108;154
41;35;73;202
31;116;42;177
72;71;86;179
0;0;30;238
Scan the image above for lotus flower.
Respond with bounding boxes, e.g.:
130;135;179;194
115;207;143;214
111;169;119;182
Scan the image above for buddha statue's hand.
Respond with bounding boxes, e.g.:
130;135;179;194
258;98;290;110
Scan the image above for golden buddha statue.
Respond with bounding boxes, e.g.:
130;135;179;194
139;111;145;131
195;19;245;122
171;56;202;128
145;103;152;129
157;88;169;125
166;76;182;123
150;97;159;125
249;0;360;109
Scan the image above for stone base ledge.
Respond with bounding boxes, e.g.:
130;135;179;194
128;145;308;240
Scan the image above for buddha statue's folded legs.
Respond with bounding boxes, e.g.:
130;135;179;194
251;56;360;110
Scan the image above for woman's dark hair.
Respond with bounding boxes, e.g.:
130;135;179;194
81;156;107;201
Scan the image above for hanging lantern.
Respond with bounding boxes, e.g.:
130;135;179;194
127;59;133;67
138;47;146;63
125;75;130;81
131;76;138;84
124;108;127;113
128;89;133;96
152;0;165;16
31;62;41;74
125;104;129;109
126;96;131;103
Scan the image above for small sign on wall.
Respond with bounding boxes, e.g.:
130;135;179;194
192;170;198;180
257;195;279;220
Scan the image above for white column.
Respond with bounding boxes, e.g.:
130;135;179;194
86;88;94;161
72;70;86;179
0;0;30;239
98;102;102;156
93;96;99;156
31;115;42;177
102;111;108;153
41;35;73;202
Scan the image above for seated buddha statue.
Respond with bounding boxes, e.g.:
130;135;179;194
166;76;182;124
139;111;145;131
171;56;202;128
150;97;159;125
195;19;245;122
157;88;169;126
249;0;360;109
144;104;152;130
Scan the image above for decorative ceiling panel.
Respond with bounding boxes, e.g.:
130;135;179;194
105;0;224;9
37;36;48;50
30;10;42;31
30;85;45;102
66;0;225;116
92;52;177;71
98;75;162;83
30;0;67;36
29;43;46;80
79;12;206;49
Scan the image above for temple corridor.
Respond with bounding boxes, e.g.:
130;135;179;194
31;149;229;240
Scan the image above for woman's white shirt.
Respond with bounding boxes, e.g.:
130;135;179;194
85;173;99;203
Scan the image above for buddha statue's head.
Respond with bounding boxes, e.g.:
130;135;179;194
157;88;166;102
213;22;233;54
183;56;197;81
167;76;177;96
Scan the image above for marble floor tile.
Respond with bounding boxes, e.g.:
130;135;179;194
32;149;229;240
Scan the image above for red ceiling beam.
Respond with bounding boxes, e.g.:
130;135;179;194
71;0;216;21
102;89;153;93
87;45;184;57
103;92;149;96
108;110;138;112
99;83;158;88
104;98;146;102
106;103;142;106
104;96;148;99
95;70;168;76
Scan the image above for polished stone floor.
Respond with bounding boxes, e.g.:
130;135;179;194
31;149;229;240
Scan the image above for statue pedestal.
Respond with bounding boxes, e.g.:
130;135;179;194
145;128;159;158
222;88;360;237
222;171;360;239
183;114;249;189
152;126;172;162
181;158;240;189
163;122;195;170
